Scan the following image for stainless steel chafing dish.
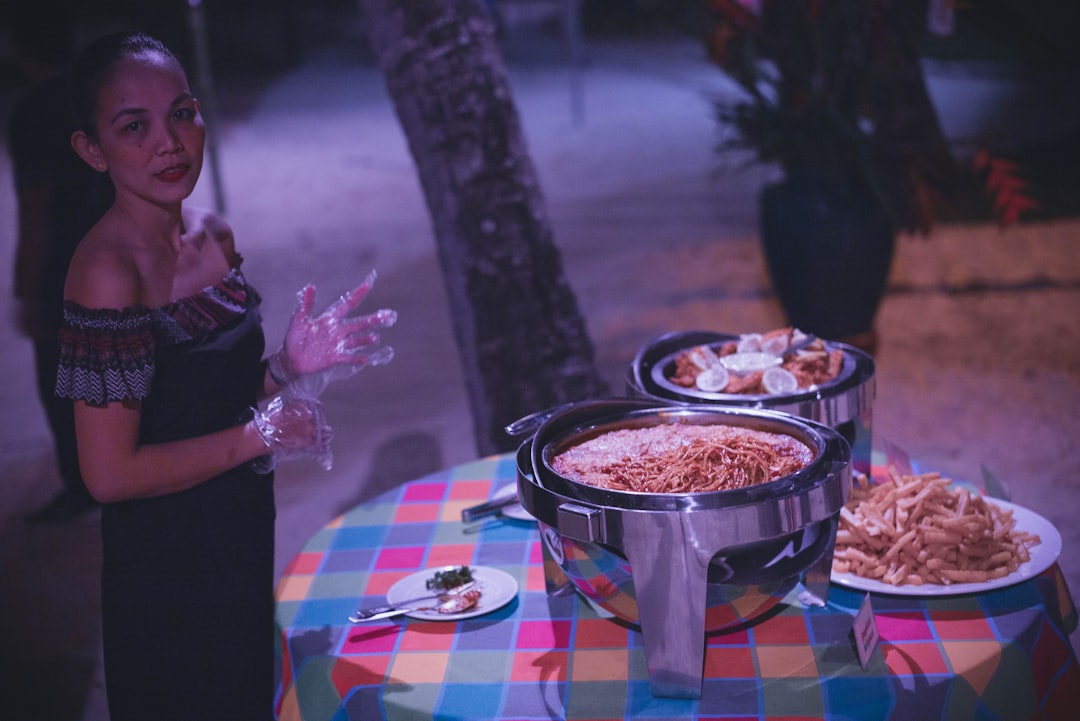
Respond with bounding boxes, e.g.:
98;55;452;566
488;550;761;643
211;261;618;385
627;330;875;473
512;399;851;699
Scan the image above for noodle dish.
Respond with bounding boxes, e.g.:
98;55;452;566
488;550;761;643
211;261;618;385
551;424;813;494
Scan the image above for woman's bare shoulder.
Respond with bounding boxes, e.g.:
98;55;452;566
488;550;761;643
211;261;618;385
65;229;141;310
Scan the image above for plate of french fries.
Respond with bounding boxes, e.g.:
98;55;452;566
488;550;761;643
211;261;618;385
830;467;1062;597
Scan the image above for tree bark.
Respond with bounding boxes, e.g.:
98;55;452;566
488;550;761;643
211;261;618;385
357;0;608;455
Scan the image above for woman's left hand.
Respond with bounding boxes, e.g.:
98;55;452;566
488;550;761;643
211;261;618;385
268;270;397;395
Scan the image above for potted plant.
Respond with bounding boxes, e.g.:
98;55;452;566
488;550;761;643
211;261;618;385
705;0;959;351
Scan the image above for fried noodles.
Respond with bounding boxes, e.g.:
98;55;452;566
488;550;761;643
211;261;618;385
551;424;812;493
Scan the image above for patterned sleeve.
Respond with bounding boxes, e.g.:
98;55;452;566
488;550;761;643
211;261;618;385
55;302;156;406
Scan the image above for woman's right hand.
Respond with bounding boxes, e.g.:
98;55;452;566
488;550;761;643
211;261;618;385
251;395;334;473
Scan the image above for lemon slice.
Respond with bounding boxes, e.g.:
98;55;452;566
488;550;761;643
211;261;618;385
763;366;799;394
695;365;730;392
761;335;790;356
688;345;722;371
736;333;763;353
720;352;783;374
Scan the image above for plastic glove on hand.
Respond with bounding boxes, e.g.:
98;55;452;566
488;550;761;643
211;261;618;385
268;270;397;393
250;395;334;474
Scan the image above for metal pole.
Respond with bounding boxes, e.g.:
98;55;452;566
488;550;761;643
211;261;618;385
187;0;227;214
564;0;584;125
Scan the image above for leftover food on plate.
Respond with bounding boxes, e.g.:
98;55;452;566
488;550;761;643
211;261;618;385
430;585;482;614
387;565;519;621
551;423;812;493
425;565;474;592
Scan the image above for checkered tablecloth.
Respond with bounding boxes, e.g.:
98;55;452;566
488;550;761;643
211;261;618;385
275;454;1080;721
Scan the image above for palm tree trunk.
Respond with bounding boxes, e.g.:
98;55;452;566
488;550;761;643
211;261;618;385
357;0;608;455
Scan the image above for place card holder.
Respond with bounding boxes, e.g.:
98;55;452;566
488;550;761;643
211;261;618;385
853;592;880;668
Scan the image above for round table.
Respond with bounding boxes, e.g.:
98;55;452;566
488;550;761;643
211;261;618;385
274;453;1080;720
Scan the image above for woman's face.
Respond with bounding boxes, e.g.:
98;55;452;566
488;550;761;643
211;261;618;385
87;53;205;209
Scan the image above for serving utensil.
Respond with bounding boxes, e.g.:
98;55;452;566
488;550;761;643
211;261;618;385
460;494;521;523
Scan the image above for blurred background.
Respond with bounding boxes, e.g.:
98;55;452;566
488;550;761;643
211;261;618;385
1;1;1078;719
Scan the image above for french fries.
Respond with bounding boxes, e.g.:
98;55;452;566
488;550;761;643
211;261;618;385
832;467;1041;586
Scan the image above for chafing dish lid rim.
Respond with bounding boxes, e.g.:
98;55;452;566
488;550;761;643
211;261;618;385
528;400;850;513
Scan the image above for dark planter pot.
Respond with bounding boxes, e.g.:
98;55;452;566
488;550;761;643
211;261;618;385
760;170;895;341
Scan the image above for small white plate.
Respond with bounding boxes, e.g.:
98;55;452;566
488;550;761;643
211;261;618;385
830;499;1062;597
490;483;535;522
386;566;518;621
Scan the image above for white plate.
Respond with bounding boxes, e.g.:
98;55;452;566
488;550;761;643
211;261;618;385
490;483;535;522
386;566;519;621
830;498;1062;597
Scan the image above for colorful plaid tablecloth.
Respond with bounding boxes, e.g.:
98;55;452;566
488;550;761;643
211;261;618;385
275;454;1080;721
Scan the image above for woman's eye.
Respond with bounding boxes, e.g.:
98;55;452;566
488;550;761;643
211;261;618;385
123;121;141;133
175;107;195;121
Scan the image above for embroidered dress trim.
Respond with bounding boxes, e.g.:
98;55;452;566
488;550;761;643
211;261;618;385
56;306;155;405
157;267;255;343
56;267;256;405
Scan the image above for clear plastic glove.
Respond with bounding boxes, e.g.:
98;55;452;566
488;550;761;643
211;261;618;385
267;270;397;398
249;395;334;474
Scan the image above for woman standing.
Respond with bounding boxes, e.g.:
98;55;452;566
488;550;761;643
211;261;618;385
57;31;395;719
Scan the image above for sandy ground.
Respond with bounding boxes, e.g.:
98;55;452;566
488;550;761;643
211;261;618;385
0;33;1077;720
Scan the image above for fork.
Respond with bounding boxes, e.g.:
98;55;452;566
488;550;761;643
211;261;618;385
348;582;477;623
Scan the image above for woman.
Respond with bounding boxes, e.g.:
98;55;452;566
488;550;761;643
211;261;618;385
57;31;395;719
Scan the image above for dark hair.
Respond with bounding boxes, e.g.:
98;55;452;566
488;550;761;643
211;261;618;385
68;31;184;137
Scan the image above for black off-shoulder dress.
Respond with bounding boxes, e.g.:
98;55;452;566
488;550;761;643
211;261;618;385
56;265;275;721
